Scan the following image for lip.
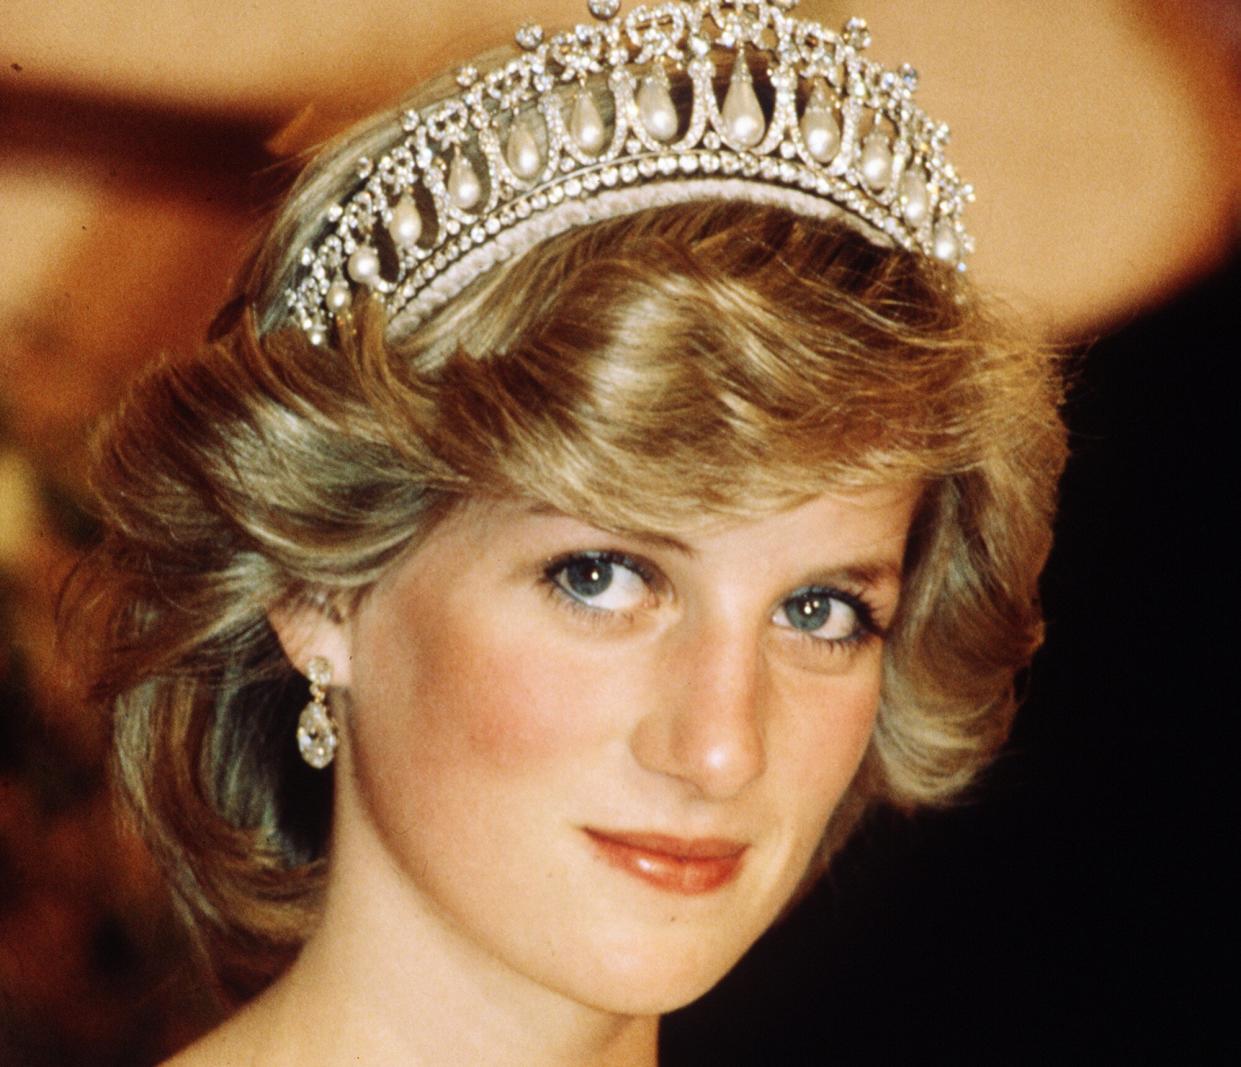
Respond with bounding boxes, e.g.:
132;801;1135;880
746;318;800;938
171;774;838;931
584;829;748;895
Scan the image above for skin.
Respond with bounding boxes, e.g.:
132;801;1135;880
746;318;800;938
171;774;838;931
172;483;919;1067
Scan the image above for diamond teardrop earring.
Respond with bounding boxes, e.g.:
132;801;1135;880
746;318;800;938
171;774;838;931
296;656;338;769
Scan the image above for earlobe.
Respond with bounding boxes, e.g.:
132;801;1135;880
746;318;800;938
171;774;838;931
267;593;354;687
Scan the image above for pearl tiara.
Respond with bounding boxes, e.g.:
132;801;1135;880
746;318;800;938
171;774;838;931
285;0;974;343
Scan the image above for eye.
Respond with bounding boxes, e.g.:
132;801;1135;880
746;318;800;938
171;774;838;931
545;552;652;613
773;587;872;645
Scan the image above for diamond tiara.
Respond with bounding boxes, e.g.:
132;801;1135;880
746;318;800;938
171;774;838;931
285;0;974;344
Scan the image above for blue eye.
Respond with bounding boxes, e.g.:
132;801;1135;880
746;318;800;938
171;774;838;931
546;552;651;613
774;588;870;644
560;557;613;598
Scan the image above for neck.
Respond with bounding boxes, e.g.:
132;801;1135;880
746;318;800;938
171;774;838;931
203;811;660;1067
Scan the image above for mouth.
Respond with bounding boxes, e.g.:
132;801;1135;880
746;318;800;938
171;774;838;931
583;829;748;895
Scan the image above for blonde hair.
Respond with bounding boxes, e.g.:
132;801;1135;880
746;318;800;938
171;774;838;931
77;195;1065;1001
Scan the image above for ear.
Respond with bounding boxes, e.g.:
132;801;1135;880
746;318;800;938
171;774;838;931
268;594;354;687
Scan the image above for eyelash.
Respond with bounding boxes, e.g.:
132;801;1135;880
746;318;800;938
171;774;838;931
542;551;886;653
778;586;885;653
541;550;656;625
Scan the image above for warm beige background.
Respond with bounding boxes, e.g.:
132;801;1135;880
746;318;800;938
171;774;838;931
3;0;1238;341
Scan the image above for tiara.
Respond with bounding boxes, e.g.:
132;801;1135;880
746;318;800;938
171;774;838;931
285;0;974;343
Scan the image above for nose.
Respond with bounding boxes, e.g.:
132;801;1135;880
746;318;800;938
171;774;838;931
628;618;768;800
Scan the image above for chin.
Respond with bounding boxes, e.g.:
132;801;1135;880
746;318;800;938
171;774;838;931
559;933;755;1017
577;974;730;1019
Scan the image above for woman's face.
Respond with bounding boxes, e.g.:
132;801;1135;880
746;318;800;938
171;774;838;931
323;484;919;1016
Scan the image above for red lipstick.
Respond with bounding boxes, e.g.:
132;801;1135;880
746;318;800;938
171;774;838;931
584;830;747;895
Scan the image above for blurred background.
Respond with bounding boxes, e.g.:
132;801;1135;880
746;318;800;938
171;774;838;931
2;1;1238;1063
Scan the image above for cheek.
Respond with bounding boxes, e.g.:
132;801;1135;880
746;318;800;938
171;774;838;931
773;657;883;814
351;598;616;782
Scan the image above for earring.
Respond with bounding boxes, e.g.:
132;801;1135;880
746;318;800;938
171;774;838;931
296;655;338;769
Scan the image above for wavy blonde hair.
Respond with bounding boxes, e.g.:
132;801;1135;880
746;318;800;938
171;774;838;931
77;196;1065;1001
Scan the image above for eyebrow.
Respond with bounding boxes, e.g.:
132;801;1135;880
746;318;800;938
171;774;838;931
521;503;905;587
798;559;904;592
522;502;698;557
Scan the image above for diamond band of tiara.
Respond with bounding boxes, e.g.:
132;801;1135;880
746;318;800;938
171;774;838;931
285;0;974;344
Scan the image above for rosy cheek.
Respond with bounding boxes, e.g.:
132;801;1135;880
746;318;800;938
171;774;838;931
375;608;608;775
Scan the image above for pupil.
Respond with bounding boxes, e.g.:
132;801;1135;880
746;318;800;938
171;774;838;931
789;594;830;631
566;558;612;598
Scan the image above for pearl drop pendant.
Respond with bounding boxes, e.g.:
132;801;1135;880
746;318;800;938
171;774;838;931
570;89;606;155
721;55;765;148
899;169;930;226
637;72;678;143
448;149;482;210
800;81;840;163
932;220;960;263
859;132;893;191
346;246;381;286
325;278;352;311
505;115;544;180
387;194;423;248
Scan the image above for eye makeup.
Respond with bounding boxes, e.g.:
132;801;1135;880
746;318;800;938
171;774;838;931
541;550;661;625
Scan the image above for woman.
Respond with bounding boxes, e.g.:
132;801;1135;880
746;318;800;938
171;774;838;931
78;2;1065;1063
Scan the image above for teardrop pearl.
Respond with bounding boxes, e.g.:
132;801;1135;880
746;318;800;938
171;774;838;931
800;82;840;163
637;73;678;143
325;278;352;311
387;194;423;248
932;220;960;263
505;116;543;180
859;132;893;191
570;89;606;155
722;56;765;148
899;169;930;226
346;245;381;286
447;150;482;210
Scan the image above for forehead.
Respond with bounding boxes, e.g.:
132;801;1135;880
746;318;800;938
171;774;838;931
434;483;921;565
